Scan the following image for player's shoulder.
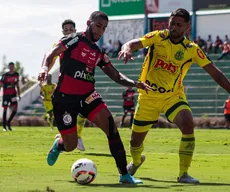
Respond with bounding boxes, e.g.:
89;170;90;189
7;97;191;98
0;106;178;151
144;29;169;40
183;38;199;49
14;72;19;76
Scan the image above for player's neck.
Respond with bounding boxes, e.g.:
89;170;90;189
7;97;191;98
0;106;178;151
8;71;15;74
169;36;184;44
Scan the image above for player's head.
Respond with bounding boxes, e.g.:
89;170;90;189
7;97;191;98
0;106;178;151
47;74;52;83
8;62;15;72
168;8;190;39
62;19;76;35
86;11;108;42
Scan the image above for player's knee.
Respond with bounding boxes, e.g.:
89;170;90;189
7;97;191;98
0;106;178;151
180;119;195;134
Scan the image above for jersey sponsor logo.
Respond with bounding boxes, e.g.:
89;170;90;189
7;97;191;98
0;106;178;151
81;52;86;57
74;70;95;82
63;112;72;126
144;32;155;39
66;36;79;48
145;80;172;93
154;58;178;74
159;32;166;39
85;91;102;104
174;50;184;61
197;49;205;59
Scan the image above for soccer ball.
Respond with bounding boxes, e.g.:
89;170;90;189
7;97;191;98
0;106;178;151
71;158;97;185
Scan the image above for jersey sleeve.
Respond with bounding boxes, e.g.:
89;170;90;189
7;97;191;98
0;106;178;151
138;30;161;48
0;74;5;85
192;45;212;67
59;33;79;50
97;53;112;69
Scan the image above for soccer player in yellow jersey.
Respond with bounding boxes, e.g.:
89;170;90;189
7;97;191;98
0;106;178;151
50;19;86;151
40;74;56;130
118;8;230;183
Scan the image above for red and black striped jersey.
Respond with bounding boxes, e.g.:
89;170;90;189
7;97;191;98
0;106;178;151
56;32;111;96
122;89;135;106
0;72;19;95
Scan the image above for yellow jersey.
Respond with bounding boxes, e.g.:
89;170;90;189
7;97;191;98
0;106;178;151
138;29;211;97
41;83;56;101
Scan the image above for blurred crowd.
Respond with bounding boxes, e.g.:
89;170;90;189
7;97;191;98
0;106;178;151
195;34;230;60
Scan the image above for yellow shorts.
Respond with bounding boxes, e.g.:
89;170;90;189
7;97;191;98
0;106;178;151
132;93;191;133
43;101;53;113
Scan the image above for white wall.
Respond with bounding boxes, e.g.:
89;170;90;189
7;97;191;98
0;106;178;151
196;13;230;41
103;19;144;45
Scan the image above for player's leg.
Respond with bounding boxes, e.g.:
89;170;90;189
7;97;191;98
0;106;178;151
82;91;142;184
120;107;127;127
7;95;18;130
47;110;54;130
165;95;199;183
76;113;86;151
2;95;9;131
128;97;159;176
47;100;78;166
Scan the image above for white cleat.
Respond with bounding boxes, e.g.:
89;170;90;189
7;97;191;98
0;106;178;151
127;154;145;176
77;138;85;151
3;128;7;132
55;134;61;139
177;172;200;184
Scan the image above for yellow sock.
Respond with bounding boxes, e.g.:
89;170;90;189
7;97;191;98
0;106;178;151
179;134;195;177
130;143;144;166
77;114;86;138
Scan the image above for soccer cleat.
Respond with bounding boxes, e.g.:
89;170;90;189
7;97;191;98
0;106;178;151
3;127;7;132
177;172;200;183
77;137;86;151
127;154;146;176
7;124;12;131
119;173;143;184
55;134;61;139
47;138;61;166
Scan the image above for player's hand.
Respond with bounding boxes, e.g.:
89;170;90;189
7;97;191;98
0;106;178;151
38;68;48;82
118;49;134;64
134;81;152;94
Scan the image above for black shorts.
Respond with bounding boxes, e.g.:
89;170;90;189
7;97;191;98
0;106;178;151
224;114;230;122
123;105;135;113
2;94;18;108
53;91;107;135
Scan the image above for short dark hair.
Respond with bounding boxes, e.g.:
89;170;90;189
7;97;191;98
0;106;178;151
89;11;108;22
62;19;75;29
170;8;190;23
8;62;14;66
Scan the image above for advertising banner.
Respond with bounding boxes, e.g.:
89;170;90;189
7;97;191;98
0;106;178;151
194;0;230;11
99;0;144;16
145;0;192;14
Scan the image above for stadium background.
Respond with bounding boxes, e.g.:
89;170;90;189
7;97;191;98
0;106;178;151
1;0;230;127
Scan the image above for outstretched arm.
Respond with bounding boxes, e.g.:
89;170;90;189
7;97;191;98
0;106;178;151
203;62;230;93
102;64;152;92
38;43;65;82
118;39;144;64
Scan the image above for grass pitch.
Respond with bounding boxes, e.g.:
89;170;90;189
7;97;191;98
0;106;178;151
0;127;230;192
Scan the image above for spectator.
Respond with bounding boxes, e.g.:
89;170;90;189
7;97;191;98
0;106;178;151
224;35;230;43
213;35;223;53
103;39;113;54
112;40;122;58
217;41;230;60
224;96;230;129
206;35;213;54
196;36;207;52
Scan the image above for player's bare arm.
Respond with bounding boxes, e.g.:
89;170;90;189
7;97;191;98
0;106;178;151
16;81;21;100
203;62;230;93
38;43;65;82
118;39;143;64
102;64;152;92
